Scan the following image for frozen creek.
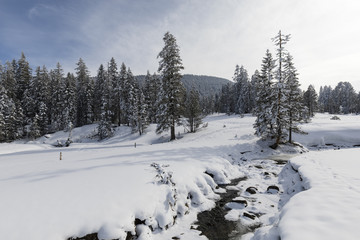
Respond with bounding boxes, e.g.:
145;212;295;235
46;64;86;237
195;155;291;240
67;155;291;240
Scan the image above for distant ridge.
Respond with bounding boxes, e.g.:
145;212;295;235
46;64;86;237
136;74;232;97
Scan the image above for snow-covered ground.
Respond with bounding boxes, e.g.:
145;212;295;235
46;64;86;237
1;113;360;240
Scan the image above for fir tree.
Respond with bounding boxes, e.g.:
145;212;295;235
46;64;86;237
95;64;113;139
76;58;93;126
185;88;202;133
233;65;250;114
143;71;161;123
156;32;185;141
283;53;305;143
253;49;276;139
303;85;318;117
108;58;120;125
272;30;291;146
50;63;66;131
63;73;77;130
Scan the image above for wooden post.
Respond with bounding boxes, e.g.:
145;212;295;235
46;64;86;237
60;152;62;160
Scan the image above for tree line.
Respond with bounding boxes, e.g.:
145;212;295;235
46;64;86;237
214;31;360;148
1;31;359;144
0;32;203;142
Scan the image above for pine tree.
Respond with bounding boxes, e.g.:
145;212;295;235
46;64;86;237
3;61;17;100
283;53;306;143
143;71;161;123
233;65;250;114
63;72;77;130
272;30;291;146
133;87;149;135
29;114;41;140
303;85;318;117
108;58;120;125
76;58;93;126
185;88;202;133
50;63;66;131
156;32;185;141
16;53;32;103
249;70;261;113
95;64;113;139
93;64;106;122
253;49;276;139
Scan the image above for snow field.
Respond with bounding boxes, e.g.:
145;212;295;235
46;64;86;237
0;114;252;240
1;113;360;240
278;149;360;240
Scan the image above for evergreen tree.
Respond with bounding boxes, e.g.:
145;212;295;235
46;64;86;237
253;49;276;139
272;30;291;146
233;65;250;114
283;53;305;143
93;64;107;122
29;114;41;140
133;87;149;135
16;52;32;103
303;85;318;117
143;71;161;123
318;85;333;113
63;73;77;130
3;61;17;100
185;88;202;133
108;58;120;125
156;32;185;141
50;63;66;131
95;64;113;139
76;58;93;126
249;70;261;113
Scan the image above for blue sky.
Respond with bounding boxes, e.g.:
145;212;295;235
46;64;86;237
1;0;360;91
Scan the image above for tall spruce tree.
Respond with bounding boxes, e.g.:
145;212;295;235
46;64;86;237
284;53;305;143
233;65;250;114
185;88;202;133
108;58;120;125
63;73;77;130
254;49;276;139
303;85;318;117
76;58;93;126
272;30;291;146
156;32;185;141
50;63;66;131
95;64;113;139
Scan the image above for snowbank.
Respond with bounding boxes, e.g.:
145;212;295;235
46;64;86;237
278;149;360;240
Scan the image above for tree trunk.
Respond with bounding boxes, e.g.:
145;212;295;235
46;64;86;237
170;118;175;140
288;111;292;143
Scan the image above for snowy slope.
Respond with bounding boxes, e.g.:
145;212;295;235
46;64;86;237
1;113;360;240
278;149;360;240
0;114;254;240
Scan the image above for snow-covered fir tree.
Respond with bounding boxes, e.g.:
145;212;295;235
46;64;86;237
143;71;161;123
76;58;93;126
303;85;318;117
253;49;276;139
108;58;120;126
156;32;185;141
95;64;113;139
283;53;306;143
185;88;202;133
272;30;291;146
63;72;77;131
249;70;261;113
50;63;66;132
233;65;251;114
133;86;149;135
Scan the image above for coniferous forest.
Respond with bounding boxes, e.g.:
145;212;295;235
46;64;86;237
1;31;360;145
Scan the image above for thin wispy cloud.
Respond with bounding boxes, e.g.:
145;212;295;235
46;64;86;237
1;0;360;90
